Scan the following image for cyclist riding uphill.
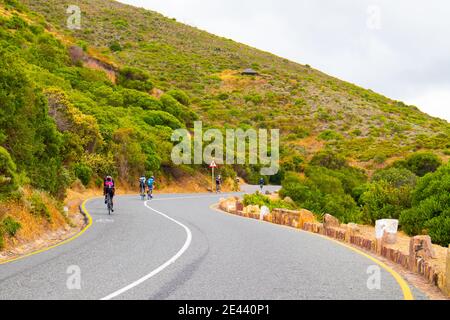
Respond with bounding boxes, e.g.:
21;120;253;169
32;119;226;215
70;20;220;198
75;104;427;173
146;176;155;199
215;175;222;193
103;176;116;212
139;175;146;194
259;177;265;191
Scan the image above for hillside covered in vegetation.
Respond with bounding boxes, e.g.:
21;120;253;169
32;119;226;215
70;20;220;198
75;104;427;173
0;0;449;247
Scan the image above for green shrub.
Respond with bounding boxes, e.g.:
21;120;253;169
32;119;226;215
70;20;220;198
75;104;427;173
399;162;450;246
109;41;122;52
74;163;93;186
310;151;348;170
361;180;413;223
167;89;190;106
0;216;21;237
322;193;361;223
279;169;362;223
243;193;295;211
244;93;263;105
292;126;310;139
5;14;27;29
424;216;450;248
143;110;183;129
318;130;342;141
372;167;417;188
118;67;153;92
0;50;65;197
394;152;442;177
29;192;51;222
0;146;18;196
160;94;198;125
120;88;162;110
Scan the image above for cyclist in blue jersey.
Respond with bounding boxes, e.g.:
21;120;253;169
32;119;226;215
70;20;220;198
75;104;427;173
146;176;155;199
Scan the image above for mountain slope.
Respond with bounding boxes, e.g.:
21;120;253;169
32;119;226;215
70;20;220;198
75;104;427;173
20;0;450;169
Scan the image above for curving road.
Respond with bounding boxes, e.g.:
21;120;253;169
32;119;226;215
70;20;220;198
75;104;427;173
0;187;426;300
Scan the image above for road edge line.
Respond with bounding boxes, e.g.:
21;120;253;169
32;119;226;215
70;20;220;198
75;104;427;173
210;204;414;300
0;199;94;266
100;200;193;300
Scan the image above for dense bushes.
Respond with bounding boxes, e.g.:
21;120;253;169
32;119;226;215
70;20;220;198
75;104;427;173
280;162;365;223
360;180;413;223
0;216;21;237
0;147;18;196
359;167;417;223
399;163;450;246
120;88;162;110
29;192;51;222
143;111;183;129
0;48;66;197
243;193;295;211
117;66;153;92
0;11;199;196
167;89;190;106
74;163;93;186
310;151;347;170
160;93;198;125
393;152;442;177
278;151;447;235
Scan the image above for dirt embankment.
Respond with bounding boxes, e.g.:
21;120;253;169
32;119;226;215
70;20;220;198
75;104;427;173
0;188;86;263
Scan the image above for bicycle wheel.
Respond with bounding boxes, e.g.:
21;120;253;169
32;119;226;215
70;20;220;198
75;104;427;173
107;193;111;215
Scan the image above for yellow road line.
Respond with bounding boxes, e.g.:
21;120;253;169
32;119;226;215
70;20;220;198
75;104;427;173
0;199;94;266
211;204;414;300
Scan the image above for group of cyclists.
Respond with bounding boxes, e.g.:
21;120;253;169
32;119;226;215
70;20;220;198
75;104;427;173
102;173;266;213
139;175;155;200
102;174;154;212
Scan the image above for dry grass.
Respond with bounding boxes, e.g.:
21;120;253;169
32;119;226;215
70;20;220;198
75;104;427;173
0;189;72;252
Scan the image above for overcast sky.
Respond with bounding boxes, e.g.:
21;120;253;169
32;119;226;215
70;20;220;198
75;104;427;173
118;0;450;121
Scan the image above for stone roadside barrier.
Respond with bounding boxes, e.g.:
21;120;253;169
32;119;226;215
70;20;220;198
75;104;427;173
218;197;450;297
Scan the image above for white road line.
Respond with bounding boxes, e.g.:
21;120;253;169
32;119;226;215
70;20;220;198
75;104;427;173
100;201;192;300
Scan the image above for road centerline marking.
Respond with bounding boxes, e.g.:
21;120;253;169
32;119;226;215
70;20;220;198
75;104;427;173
100;200;192;300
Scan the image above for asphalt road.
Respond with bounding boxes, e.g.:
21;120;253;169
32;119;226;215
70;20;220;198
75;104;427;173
0;186;426;300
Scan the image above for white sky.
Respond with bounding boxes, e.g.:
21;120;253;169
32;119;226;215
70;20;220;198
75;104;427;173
118;0;450;121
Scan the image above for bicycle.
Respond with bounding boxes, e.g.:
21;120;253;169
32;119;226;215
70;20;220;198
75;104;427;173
140;184;146;200
147;187;153;200
106;192;113;215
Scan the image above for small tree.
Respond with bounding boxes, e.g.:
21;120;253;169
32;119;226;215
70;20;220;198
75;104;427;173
0;147;18;196
400;162;450;246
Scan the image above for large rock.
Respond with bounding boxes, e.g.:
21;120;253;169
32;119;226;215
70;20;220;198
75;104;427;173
345;223;360;242
409;235;437;271
323;214;340;228
375;219;398;244
244;205;260;215
236;201;244;212
299;209;315;228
